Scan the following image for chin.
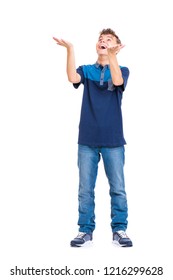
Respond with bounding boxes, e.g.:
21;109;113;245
97;50;107;55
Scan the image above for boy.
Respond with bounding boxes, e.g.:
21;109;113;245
53;28;133;247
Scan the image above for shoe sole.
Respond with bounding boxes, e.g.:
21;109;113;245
70;241;93;248
112;240;133;247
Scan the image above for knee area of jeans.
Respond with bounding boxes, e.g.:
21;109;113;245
110;189;127;197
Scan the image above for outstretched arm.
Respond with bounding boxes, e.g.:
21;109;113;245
53;37;81;84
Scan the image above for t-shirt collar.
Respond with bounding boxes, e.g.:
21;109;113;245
95;62;110;69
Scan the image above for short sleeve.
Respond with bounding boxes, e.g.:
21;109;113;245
73;66;85;89
118;67;130;92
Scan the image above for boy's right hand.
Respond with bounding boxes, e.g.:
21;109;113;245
53;37;73;49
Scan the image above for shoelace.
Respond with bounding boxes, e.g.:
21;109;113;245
117;230;128;238
76;232;86;238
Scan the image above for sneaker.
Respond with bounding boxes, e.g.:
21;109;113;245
70;232;93;247
113;230;133;247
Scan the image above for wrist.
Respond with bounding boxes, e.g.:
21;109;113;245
67;45;74;52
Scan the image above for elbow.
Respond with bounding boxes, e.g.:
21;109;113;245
68;77;75;83
68;77;78;83
112;77;124;86
67;73;80;84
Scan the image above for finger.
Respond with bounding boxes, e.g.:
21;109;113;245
53;37;59;42
61;39;69;45
53;37;62;45
53;39;66;47
53;37;65;44
120;44;125;49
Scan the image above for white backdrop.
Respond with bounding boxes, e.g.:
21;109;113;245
0;0;173;279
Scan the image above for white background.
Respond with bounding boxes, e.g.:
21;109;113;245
0;0;173;279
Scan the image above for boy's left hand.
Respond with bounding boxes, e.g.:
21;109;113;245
107;44;125;55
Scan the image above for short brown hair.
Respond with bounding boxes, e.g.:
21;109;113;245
99;28;121;44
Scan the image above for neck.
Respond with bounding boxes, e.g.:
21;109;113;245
97;55;109;66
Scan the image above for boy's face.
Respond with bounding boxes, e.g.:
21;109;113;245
96;34;118;55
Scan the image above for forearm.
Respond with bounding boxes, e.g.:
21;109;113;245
53;37;81;83
66;47;80;83
108;54;123;86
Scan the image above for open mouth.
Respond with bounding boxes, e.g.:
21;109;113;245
100;44;107;49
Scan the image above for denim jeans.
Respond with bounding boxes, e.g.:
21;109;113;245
77;144;128;233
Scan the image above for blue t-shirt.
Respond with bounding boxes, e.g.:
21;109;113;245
73;62;129;147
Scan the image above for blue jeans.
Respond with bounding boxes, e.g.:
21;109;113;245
77;144;128;233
